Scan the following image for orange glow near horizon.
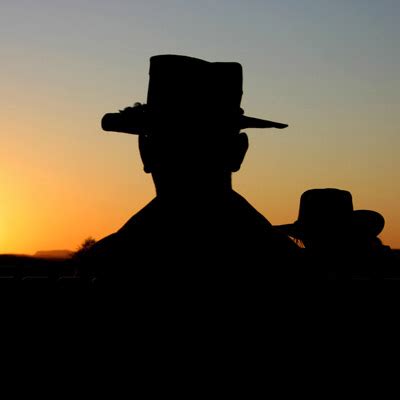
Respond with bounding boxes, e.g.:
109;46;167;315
2;140;400;255
2;110;400;254
3;194;399;255
2;104;400;254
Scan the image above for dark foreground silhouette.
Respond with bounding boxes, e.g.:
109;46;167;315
1;246;399;284
0;255;76;284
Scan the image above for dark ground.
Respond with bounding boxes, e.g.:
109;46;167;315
0;254;77;283
1;251;399;283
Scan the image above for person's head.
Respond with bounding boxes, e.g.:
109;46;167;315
138;123;249;196
101;54;288;197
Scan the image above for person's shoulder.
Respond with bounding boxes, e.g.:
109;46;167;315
79;199;158;261
231;191;300;251
81;232;120;261
118;197;159;235
230;191;272;226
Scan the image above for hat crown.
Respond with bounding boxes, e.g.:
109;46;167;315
297;189;354;231
147;54;243;113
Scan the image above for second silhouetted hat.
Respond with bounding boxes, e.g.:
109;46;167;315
102;54;288;135
275;188;385;240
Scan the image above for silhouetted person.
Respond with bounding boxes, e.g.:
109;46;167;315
82;55;299;285
275;188;398;279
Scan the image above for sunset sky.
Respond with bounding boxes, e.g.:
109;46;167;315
1;0;399;254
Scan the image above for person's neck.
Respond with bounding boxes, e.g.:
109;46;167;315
155;182;234;209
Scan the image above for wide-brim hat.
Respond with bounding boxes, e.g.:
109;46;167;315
275;188;385;240
101;54;288;135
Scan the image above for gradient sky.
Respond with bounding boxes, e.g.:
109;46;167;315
1;0;399;254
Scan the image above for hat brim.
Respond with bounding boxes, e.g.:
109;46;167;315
352;210;385;237
239;115;288;129
102;110;147;135
275;210;385;240
102;109;288;135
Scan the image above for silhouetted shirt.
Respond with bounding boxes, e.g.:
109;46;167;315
81;191;300;283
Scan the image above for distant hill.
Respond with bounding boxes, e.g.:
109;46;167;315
34;250;73;259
